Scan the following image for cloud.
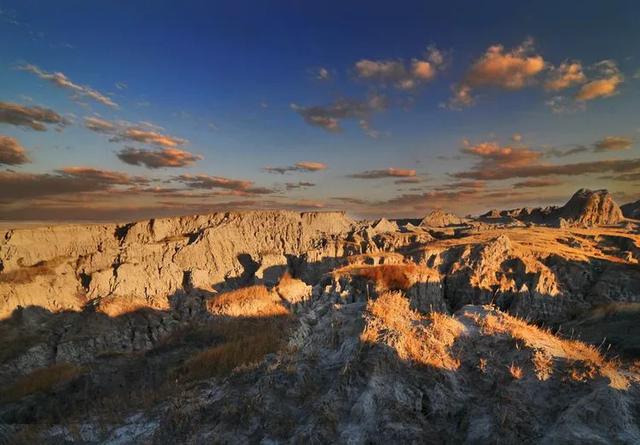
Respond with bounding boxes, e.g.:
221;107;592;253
394;177;422;184
19;64;117;108
0;135;30;165
354;45;446;90
291;95;386;133
452;157;640;180
0;101;67;131
315;67;332;81
512;178;562;188
511;133;523;142
545;145;590;157
84;116;116;133
117;146;203;169
594;136;633;151
263;161;327;175
546;136;633;157
449;38;544;108
285;181;316;190
173;174;275;195
348;167;416;179
111;127;186;148
576;60;623;101
544;62;586;91
461;141;543;168
545;95;586;114
84;116;189;149
0;167;146;201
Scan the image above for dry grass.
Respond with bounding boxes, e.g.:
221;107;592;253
361;291;463;370
0;363;84;403
179;319;287;380
478;357;488;373
475;308;628;389
207;285;289;317
508;362;524;379
340;263;439;292
178;285;293;381
532;350;553;381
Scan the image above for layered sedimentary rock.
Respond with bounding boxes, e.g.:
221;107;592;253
0;211;353;318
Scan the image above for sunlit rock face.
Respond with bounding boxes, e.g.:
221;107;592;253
1;191;639;444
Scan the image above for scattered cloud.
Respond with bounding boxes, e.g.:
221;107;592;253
291;95;386;133
117;146;203;169
449;38;544;108
594;136;633;151
348;167;416;179
19;63;118;108
84;116;189;150
0;167;146;201
0;135;30;165
84;116;116;133
394;177;422;184
0;101;67;131
452;157;640;180
263;161;327;175
314;67;332;81
545;145;589;157
461;141;543;168
544;61;586;91
115;82;127;90
511;133;522;142
513;178;562;188
576;60;623;101
285;181;316;190
173;174;275;195
545;95;586;114
354;45;446;90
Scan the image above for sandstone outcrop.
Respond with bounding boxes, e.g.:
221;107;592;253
420;209;464;227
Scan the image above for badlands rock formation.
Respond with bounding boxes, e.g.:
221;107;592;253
0;190;639;444
481;188;625;227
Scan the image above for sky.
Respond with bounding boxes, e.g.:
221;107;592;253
0;0;639;221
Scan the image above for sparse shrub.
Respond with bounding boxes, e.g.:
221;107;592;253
177;285;293;381
0;363;84;403
478;357;488;374
350;264;422;291
475;307;628;389
532;350;553;381
207;285;288;317
509;362;523;379
361;291;462;371
178;316;290;380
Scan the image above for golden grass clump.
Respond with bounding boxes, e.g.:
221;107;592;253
475;308;628;390
178;284;293;381
532;350;553;381
343;263;439;292
207;285;289;318
0;363;84;403
508;362;524;380
361;291;463;371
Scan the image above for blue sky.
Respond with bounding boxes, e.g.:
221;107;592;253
0;0;639;220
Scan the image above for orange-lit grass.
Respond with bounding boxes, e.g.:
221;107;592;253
180;285;292;381
339;263;439;292
361;291;463;371
207;284;288;317
1;363;84;403
475;308;628;389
